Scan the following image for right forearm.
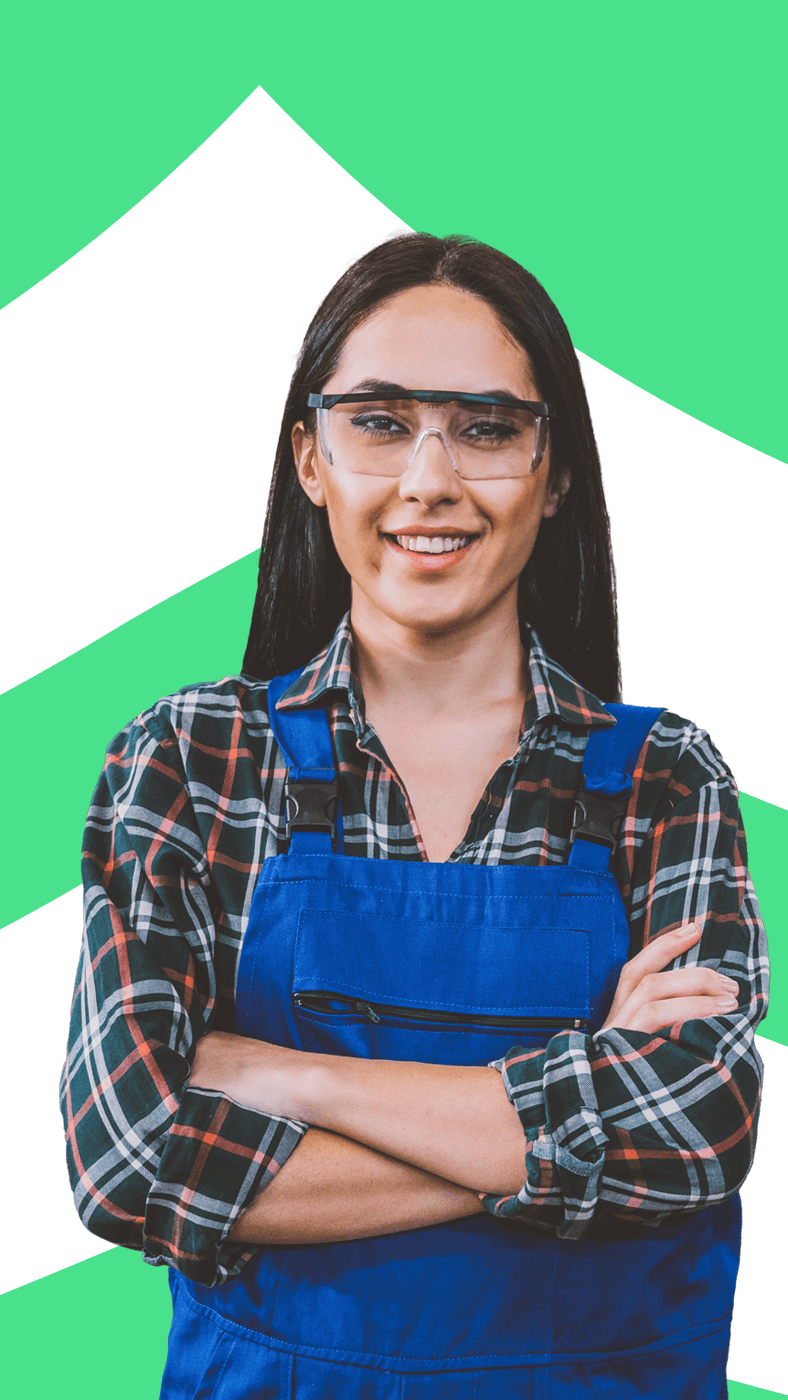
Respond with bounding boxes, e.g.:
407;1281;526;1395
229;1128;483;1246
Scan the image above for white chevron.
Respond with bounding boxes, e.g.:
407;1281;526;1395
0;88;407;696
1;88;785;1386
1;889;785;1395
727;1032;788;1393
0;87;785;813
581;350;788;812
1;888;114;1296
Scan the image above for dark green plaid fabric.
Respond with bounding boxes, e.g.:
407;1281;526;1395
60;616;768;1285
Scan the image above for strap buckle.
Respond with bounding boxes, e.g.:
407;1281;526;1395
285;776;339;848
568;789;626;851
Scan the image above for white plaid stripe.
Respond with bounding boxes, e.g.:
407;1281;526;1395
61;617;768;1279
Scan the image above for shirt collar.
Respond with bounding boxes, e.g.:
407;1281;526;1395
522;629;615;732
276;613;357;711
276;612;614;732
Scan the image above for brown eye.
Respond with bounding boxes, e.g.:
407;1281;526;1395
350;414;409;437
462;419;519;447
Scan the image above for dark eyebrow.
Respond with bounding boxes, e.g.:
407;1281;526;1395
348;379;526;403
348;379;408;393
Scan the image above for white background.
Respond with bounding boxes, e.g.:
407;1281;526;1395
1;88;783;1393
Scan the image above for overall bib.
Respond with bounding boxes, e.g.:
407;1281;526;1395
162;679;741;1399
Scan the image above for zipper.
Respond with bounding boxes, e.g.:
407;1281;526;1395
293;991;588;1031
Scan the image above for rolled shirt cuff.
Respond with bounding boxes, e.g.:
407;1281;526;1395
142;1085;307;1285
485;1032;608;1238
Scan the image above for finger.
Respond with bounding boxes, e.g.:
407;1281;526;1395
616;993;739;1035
630;966;739;1006
603;963;738;1032
606;922;703;1020
633;922;704;975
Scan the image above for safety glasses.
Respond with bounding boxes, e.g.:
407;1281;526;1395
307;391;556;479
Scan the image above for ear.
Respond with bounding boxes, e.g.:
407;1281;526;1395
292;421;327;508
542;465;571;519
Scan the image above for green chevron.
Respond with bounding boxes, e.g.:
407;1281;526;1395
0;551;259;930
1;554;785;1048
0;1249;784;1398
2;8;785;1395
729;1387;788;1400
0;1251;170;1398
1;2;787;465
739;793;785;1048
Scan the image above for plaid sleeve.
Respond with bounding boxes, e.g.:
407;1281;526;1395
482;715;769;1237
59;713;306;1286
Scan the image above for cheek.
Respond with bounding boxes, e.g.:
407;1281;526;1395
483;486;548;564
321;478;387;572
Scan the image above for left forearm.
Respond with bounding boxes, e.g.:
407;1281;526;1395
190;1032;527;1194
305;1055;527;1195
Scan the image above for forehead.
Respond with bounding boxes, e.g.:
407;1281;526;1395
329;283;535;397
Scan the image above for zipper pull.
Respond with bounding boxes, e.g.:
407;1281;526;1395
354;1000;381;1024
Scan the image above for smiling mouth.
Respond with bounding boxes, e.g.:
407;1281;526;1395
382;531;478;569
392;533;472;554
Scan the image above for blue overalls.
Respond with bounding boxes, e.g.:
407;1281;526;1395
162;677;741;1399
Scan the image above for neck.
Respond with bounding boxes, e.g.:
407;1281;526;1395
350;587;528;723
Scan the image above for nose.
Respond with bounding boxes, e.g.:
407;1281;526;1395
397;427;463;506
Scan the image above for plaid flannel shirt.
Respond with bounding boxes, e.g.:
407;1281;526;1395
60;616;768;1285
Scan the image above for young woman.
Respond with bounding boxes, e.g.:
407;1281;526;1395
61;234;767;1399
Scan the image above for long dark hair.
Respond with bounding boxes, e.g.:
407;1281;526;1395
243;233;620;701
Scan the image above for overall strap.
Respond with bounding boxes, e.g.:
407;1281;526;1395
267;669;341;854
567;703;663;873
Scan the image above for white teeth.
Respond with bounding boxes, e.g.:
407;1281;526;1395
395;535;470;553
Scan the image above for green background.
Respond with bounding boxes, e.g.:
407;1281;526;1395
2;555;785;1051
0;1;784;1393
0;1250;783;1399
2;1;787;465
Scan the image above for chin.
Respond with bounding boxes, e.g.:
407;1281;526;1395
378;595;484;636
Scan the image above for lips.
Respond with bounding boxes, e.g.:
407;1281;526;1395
384;531;477;570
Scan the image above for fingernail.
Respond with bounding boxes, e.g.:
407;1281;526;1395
718;977;739;993
718;995;738;1008
671;923;699;938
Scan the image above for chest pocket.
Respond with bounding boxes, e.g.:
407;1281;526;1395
291;896;609;1067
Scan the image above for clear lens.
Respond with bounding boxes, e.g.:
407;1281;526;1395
315;406;335;467
318;398;546;478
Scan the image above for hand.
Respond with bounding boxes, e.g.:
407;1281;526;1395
189;1030;316;1120
600;922;740;1034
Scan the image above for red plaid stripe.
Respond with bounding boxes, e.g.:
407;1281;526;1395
61;616;768;1282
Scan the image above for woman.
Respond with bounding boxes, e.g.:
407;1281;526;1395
61;234;767;1398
